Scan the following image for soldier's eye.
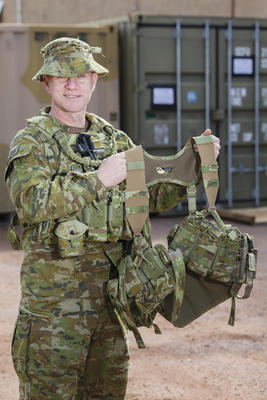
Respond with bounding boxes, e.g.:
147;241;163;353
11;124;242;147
57;77;68;83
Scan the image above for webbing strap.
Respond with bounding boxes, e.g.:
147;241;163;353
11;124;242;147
192;136;219;209
125;146;149;235
186;186;197;213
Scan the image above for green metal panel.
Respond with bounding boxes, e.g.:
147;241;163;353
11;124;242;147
119;15;267;208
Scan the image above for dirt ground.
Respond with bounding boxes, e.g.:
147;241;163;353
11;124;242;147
0;216;266;400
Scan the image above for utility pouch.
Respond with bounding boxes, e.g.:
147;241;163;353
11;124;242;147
107;236;185;348
107;187;123;241
162;136;258;327
55;219;88;257
82;198;108;242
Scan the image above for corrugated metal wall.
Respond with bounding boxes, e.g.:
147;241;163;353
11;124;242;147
119;15;267;208
2;0;267;24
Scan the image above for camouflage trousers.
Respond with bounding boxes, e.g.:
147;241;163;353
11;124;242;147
12;241;130;400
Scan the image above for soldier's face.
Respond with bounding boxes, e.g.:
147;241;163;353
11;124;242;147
43;72;98;115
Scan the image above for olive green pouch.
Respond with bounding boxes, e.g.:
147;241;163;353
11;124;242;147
82;198;108;242
55;219;88;257
107;187;124;241
107;236;185;348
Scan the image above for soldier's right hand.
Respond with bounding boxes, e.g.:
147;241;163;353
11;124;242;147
97;152;127;187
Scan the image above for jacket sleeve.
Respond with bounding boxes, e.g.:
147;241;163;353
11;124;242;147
5;135;105;224
148;183;187;213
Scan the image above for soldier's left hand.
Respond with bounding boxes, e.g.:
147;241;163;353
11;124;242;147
194;129;221;160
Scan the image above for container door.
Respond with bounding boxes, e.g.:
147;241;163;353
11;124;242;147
134;18;267;207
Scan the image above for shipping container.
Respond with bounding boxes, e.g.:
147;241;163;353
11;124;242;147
0;23;119;213
119;15;267;208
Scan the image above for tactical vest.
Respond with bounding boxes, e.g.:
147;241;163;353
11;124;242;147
6;112;143;249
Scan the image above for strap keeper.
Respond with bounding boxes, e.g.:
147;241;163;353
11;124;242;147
186;186;197;213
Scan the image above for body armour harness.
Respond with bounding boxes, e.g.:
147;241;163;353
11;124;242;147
107;137;257;347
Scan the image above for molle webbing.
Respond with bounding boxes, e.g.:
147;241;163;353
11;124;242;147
125;146;149;236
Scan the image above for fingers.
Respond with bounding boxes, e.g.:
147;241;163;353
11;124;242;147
97;152;127;188
112;151;126;160
202;128;212;136
194;129;221;160
213;137;221;160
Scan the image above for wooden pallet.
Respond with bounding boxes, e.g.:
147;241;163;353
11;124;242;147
218;207;267;224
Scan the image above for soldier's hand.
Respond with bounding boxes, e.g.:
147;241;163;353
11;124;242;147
193;129;221;160
97;152;127;187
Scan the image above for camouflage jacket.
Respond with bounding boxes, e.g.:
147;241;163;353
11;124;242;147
5;107;190;249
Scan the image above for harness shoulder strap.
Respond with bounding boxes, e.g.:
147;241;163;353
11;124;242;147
191;135;219;210
125;146;149;235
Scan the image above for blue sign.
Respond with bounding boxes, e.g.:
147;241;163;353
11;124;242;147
187;91;198;103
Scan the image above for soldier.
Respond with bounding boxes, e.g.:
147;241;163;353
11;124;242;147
5;37;220;400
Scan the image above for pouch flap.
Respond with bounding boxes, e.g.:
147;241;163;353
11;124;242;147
55;219;88;240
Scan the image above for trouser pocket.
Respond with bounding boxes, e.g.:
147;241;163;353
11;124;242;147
12;313;32;382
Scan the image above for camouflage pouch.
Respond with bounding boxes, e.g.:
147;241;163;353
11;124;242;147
162;136;258;327
106;236;185;348
107;187;124;241
55;218;88;257
82;197;108;242
167;208;257;325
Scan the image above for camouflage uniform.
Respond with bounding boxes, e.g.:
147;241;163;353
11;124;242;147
5;38;188;400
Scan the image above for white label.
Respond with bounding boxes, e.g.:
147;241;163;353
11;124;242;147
231;87;247;107
261;88;267;106
234;46;251;57
261;123;267;141
243;132;253;142
261;58;267;69
230;123;240;142
153;87;175;105
261;122;267;133
233;58;253;75
260;48;267;69
230;132;239;142
153;124;169;145
230;123;241;134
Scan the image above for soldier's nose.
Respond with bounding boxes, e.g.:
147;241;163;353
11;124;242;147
65;77;79;89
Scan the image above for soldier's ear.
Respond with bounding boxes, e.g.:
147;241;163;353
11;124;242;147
91;72;98;92
43;75;51;94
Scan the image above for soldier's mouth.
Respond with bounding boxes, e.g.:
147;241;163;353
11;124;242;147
64;95;81;98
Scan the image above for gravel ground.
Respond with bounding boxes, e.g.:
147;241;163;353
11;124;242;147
0;216;266;400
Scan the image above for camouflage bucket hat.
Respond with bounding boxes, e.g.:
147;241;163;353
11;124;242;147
32;37;109;82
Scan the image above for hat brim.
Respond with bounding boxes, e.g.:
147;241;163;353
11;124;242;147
32;53;109;82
